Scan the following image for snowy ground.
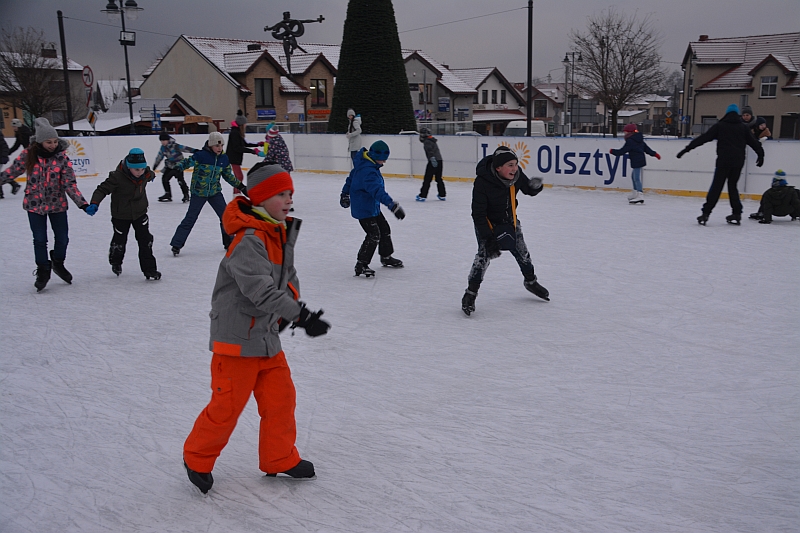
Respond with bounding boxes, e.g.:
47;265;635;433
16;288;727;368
1;171;798;533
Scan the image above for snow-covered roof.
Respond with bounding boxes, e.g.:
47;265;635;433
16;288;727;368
96;79;143;110
279;77;309;94
58;112;139;133
403;50;476;95
0;51;82;71
617;110;647;118
687;32;800;90
448;68;494;90
472;110;526;122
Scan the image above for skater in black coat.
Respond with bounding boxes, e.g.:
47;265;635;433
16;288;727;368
9;118;32;154
750;170;800;224
461;146;548;316
677;103;764;225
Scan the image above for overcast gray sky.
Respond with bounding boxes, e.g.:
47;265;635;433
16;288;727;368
3;0;799;84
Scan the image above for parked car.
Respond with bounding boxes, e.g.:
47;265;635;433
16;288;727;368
503;120;546;137
455;131;482;136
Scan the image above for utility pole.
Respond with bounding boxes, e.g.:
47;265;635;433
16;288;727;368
525;0;533;136
57;11;74;132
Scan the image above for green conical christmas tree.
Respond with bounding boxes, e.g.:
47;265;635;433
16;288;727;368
328;0;416;134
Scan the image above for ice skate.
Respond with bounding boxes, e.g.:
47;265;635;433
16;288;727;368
354;261;375;277
184;461;213;494
380;256;403;268
265;459;316;479
437;195;446;201
725;213;741;225
10;180;21;195
461;289;477;316
111;264;122;276
415;195;426;202
171;246;180;256
144;270;161;280
33;264;51;292
49;251;73;284
182;192;190;203
524;276;550;301
749;212;763;220
629;191;644;204
158;193;172;202
627;190;637;201
697;213;708;225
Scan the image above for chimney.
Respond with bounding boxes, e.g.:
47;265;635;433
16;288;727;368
699;35;709;42
40;44;57;58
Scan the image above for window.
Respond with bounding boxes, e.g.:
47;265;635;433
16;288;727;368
473;93;478;104
418;84;432;104
739;94;749;109
500;90;507;104
48;80;65;95
482;90;488;104
255;78;274;107
533;99;548;118
779;115;798;139
760;76;777;98
491;90;497;104
310;79;327;106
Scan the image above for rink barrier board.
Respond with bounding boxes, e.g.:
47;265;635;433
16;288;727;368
4;134;796;200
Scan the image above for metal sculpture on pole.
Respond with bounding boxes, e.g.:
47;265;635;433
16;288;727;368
264;12;324;76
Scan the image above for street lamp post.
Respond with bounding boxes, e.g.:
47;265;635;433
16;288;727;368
102;0;143;135
562;51;582;137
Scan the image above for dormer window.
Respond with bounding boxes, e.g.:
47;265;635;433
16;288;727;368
760;76;777;98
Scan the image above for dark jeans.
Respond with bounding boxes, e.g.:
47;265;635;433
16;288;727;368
357;212;394;264
702;164;744;215
419;160;445;198
162;167;188;196
109;214;157;273
28;210;68;266
467;222;535;291
170;193;231;249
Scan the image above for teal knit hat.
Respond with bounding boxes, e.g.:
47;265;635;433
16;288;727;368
725;104;739;115
772;169;787;187
125;148;147;169
368;140;390;161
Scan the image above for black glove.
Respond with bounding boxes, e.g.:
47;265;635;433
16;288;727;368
676;148;689;159
390;202;405;220
239;185;248;196
756;155;764;167
340;193;350;208
292;305;330;337
758;218;771;224
483;237;501;259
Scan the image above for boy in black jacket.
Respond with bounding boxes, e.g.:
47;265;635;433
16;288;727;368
462;146;548;316
749;170;800;223
86;148;161;279
677;103;764;225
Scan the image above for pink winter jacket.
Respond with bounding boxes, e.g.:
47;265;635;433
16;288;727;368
1;140;87;215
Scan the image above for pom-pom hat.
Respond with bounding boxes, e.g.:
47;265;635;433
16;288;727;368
247;162;294;206
125;148;147;169
208;131;225;147
772;169;787;187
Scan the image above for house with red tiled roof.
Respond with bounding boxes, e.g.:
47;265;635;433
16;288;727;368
449;67;524;135
680;32;800;139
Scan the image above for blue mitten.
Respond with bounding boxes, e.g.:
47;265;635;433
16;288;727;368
84;204;98;216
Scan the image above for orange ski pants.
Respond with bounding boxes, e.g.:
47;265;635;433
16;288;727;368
183;351;300;474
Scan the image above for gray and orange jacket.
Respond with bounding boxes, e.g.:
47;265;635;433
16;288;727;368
208;197;302;358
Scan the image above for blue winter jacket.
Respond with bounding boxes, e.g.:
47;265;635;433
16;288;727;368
610;132;657;169
341;148;395;220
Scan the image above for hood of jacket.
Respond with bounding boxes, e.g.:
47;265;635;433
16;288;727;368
222;196;286;236
38;139;69;159
354;147;382;170
476;154;519;189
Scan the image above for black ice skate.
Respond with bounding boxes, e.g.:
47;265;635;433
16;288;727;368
697;213;709;225
380;256;404;268
144;270;161;280
354;261;375;277
184;461;213;494
524;276;550;301
111;264;122;276
10;180;21;195
49;251;73;284
33;264;51;292
158;193;172;202
749;211;763;220
461;289;477;316
266;459;316;479
171;246;180;256
725;214;741;225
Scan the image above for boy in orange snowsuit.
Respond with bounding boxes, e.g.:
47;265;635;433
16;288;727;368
183;162;330;493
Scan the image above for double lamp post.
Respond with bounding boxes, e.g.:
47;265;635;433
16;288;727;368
102;0;143;135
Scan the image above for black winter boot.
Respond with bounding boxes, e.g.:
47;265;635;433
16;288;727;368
524;275;550;301
266;459;316;479
34;264;51;292
49;251;73;284
184;461;213;494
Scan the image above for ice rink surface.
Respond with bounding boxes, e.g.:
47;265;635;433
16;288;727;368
1;170;798;532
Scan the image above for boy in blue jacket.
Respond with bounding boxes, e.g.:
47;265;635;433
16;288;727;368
610;123;660;204
340;140;405;277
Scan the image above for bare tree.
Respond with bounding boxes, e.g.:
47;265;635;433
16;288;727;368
0;27;67;126
571;9;665;137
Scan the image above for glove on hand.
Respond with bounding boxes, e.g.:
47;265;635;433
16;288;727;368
758;218;771;224
293;305;331;337
756;155;764;167
655;153;661;160
84;204;98;216
340;193;350;208
390;202;405;220
609;148;614;155
676;148;689;159
239;185;248;196
430;157;438;168
530;176;544;190
483;236;501;259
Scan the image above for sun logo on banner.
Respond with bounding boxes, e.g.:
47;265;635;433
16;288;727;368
498;141;531;170
65;140;86;159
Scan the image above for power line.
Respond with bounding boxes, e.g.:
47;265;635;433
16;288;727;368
63;16;180;39
399;8;526;34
